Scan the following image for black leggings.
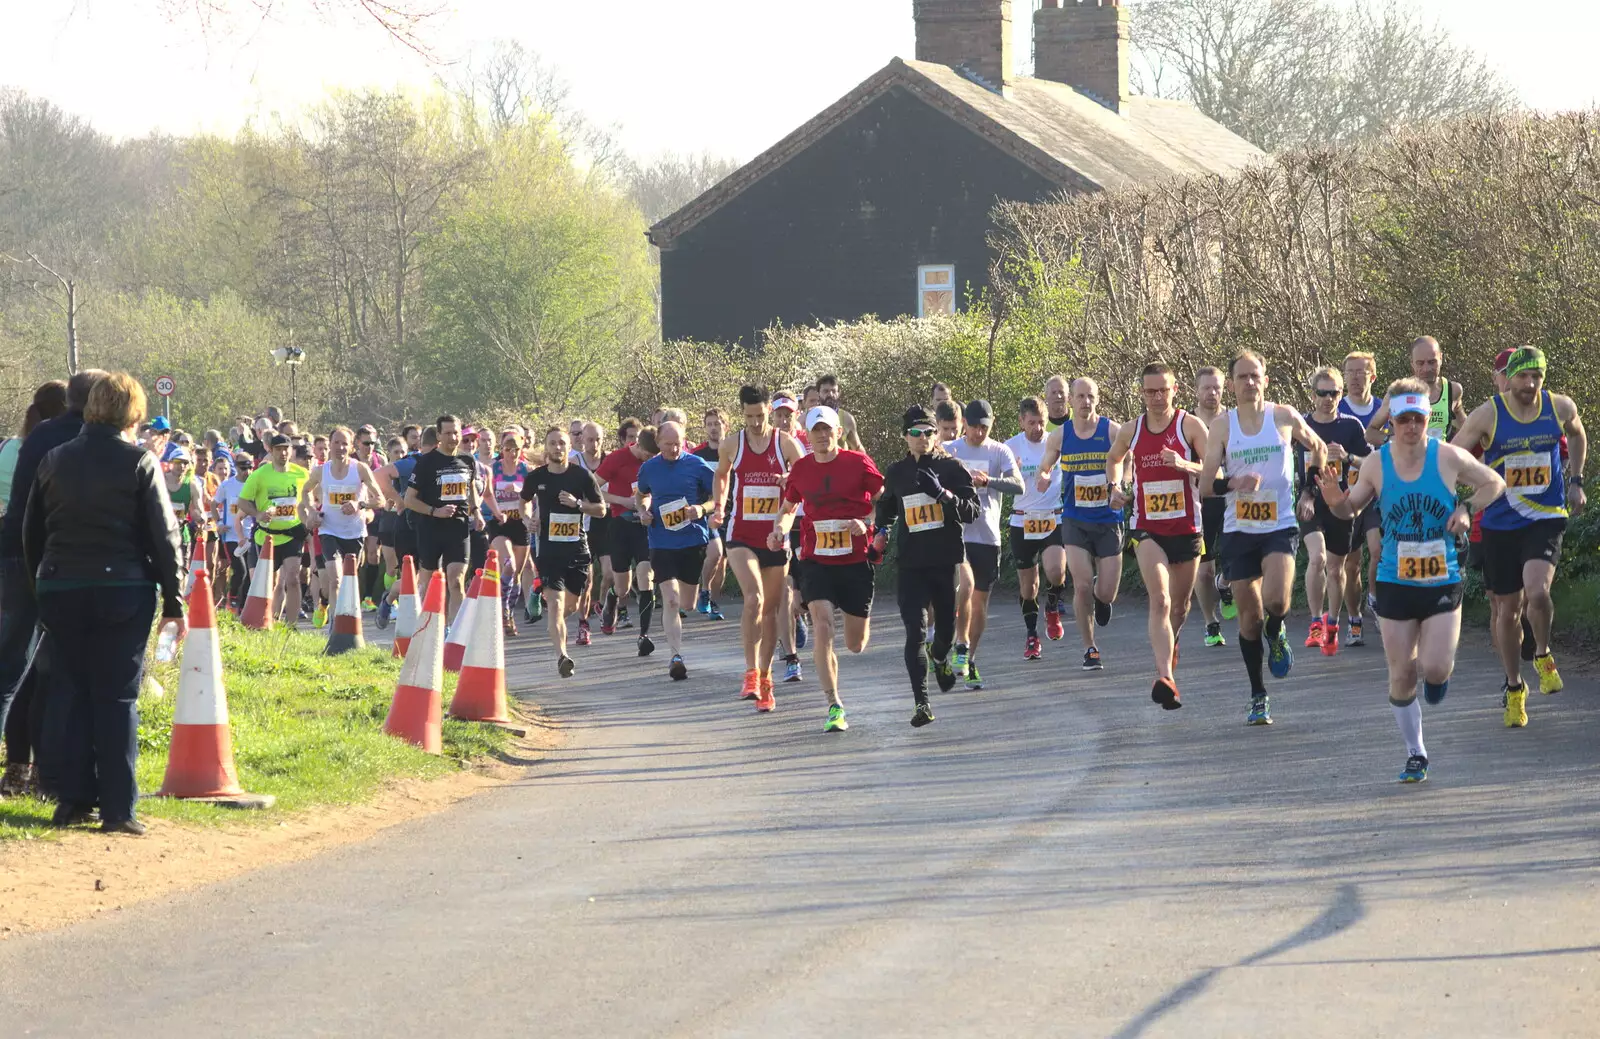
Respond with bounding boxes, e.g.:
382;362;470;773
898;566;957;698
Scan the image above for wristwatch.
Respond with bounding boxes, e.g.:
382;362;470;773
1570;475;1585;488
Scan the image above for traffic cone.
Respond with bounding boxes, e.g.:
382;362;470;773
157;572;274;807
325;553;365;655
451;549;510;723
443;568;483;674
384;570;444;754
238;536;276;630
184;537;206;601
392;554;418;658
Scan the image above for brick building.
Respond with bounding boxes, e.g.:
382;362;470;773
649;0;1265;346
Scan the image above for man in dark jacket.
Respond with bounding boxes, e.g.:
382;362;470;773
0;369;107;799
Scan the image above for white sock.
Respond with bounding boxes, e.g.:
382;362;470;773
1391;698;1426;759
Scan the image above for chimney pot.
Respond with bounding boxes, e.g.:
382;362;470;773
913;0;1014;93
1034;0;1130;110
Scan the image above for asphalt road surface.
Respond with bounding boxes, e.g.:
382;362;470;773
3;596;1598;1037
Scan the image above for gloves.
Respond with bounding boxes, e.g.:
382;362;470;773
916;468;947;502
867;528;888;565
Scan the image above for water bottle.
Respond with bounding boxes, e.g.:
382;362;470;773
155;622;180;663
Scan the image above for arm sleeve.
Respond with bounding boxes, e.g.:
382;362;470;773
874;465;899;530
987;446;1024;496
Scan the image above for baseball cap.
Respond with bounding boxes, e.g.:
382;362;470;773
1390;392;1430;419
770;393;798;413
168;448;192;464
268;434;291;447
805;405;840;430
1493;348;1515;374
902;405;934;430
461;425;479;439
963;399;995;426
149;416;171;432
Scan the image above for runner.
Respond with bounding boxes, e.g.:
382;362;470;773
236;434;311;625
935;402;962;445
488;429;533;636
1319;379;1505;781
1107;363;1209;709
374;433;422;628
768;406;884;732
931;382;954;411
595;420;658;652
402;415;485;622
712;385;807;711
162;447;208;556
212;453;254;609
874;405;981;726
1294;367;1370;656
816;373;867;453
945;399;1023;690
1036;378;1124;671
522;427;604;678
1198;351;1327;725
1451;346;1587;726
1464;350;1536;661
1338;351;1381;646
354;425;384;610
769;392;807;680
571;421;610;641
1004;396;1066;660
1188;367;1234;646
636;421;719;680
1365;336;1467;446
692;409;728;621
1043;375;1071;433
299;426;385;625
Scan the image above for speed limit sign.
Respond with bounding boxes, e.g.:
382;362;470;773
155;376;175;398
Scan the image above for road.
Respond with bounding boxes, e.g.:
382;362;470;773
2;596;1598;1037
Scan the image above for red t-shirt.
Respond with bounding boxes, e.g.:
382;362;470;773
595;448;644;518
782;450;883;565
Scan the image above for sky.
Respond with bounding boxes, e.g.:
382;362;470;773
5;0;1599;163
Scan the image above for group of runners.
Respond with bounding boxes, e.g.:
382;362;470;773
157;345;1585;783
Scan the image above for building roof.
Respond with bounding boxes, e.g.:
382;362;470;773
648;57;1266;249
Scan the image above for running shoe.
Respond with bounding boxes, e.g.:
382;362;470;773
965;660;983;691
1094;597;1113;627
618;607;633;630
1082;647;1102;671
1204;622;1227;647
740;669;761;700
1398;754;1429;783
911;701;935;728
1521;616;1535;662
824;704;848;732
1347;617;1364;647
1321;622;1339;656
312;605;328;629
1534;652;1563;695
795;617;808;650
669;655;688;681
1304;618;1324;649
601;619;616;637
525;595;538;625
530;596;544;623
928;645;958;693
1151;676;1181;710
376;597;392;630
1024;633;1042;660
575;620;591;647
638;634;655;658
1502;682;1528;728
1247;695;1272;726
589;601;603;618
783;655;803;683
1220;583;1237;621
953;644;969;677
503;609;519;638
362;597;378;613
708;601;725;621
558;655;576;679
1044;606;1064;641
679;609;688;621
1267;627;1293;679
756;674;776;712
695;589;712;615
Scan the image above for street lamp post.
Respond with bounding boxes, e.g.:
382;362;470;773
272;345;306;423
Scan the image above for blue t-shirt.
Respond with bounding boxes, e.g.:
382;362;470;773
636;452;717;550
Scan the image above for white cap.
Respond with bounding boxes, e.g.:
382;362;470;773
805;405;840;431
770;394;798;412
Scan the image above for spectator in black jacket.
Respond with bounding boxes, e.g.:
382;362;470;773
25;372;185;834
873;405;981;728
0;368;106;803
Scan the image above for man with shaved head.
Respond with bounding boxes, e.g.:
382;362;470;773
569;421;610;639
635;420;718;681
1043;375;1071;433
1365;336;1467;447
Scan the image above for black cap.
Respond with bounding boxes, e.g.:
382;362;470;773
963;399;995;425
902;405;933;429
268;434;291;448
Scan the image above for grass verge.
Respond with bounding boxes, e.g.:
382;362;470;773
0;614;511;840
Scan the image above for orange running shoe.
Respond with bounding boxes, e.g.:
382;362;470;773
1304;618;1324;649
739;668;760;700
1321;620;1340;656
756;673;776;712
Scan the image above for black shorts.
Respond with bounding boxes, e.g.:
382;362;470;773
415;516;470;571
1374;580;1463;622
1008;522;1061;570
1467;539;1486;572
963;542;1001;593
587;517;611;563
1354;503;1382;542
1480;519;1566;597
800;560;875;619
1218;527;1299;583
537;555;591;595
259;529;306;568
1129;528;1203;564
650;545;708;586
320;534;365;562
393;515;419;565
1201;497;1225;562
1297;499;1354;557
487;516;530;547
729;539;790;570
789;529;805;588
609;520;651;572
469;527;490;574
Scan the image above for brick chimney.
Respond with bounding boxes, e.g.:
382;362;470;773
913;0;1013;93
1035;0;1130;111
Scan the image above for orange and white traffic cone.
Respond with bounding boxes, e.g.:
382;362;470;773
157;572;274;807
392;554;419;658
325;553;365;655
184;536;206;601
451;549;510;723
442;568;482;674
238;536;276;630
384;570;445;753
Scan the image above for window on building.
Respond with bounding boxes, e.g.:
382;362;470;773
918;265;956;317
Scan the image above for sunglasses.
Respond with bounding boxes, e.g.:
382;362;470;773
1315;389;1341;398
1394;412;1427;425
905;427;934;438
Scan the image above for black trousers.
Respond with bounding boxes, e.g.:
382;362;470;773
898;565;957;699
38;585;157;824
0;554;43;768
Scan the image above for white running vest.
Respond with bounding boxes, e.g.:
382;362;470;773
318;461;367;540
1222;405;1297;535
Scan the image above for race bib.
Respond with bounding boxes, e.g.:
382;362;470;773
270;495;298;519
1503;452;1552;495
329;491;356;506
438;473;468;501
547;513;582;543
1022;511;1058;540
1142;479;1187;522
1074;473;1109;508
903;492;944;533
741;484;780;520
500;507;523;522
813;518;853;557
1234;490;1279;531
659;498;691;531
1396;539;1449;583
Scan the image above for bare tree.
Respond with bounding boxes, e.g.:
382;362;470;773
152;0;446;56
625;152;742;226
